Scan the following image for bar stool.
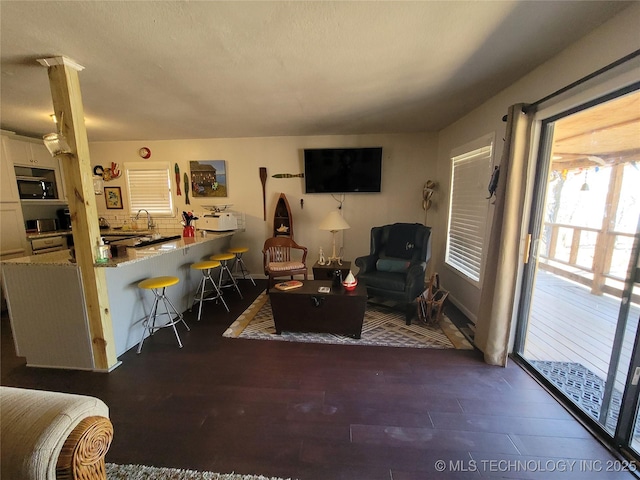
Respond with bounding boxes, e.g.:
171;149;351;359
136;276;190;354
190;260;229;321
210;252;243;299
228;246;256;286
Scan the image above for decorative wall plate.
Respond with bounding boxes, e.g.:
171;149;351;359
138;147;151;159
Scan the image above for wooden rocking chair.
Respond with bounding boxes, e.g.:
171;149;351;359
262;237;308;290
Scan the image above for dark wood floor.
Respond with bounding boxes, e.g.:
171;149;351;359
1;280;634;479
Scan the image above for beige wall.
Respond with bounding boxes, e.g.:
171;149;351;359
88;3;639;318
434;3;640;322
89;133;438;276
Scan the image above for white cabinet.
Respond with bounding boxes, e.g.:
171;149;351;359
0;135;28;258
4;135;58;169
1;136;20;202
2;134;67;203
0;204;28;257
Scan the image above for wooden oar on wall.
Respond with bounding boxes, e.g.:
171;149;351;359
272;173;304;178
259;167;267;221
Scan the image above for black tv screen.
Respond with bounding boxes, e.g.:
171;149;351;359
304;147;382;193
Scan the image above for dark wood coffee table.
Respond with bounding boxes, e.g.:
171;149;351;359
269;280;367;338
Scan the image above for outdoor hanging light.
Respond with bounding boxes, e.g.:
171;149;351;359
580;170;590;191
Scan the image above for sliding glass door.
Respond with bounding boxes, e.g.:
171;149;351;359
515;86;640;458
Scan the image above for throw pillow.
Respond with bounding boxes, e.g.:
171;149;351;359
376;258;410;273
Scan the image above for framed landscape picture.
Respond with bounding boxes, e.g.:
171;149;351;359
190;160;227;197
104;186;123;209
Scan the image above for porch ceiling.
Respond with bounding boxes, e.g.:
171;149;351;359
551;90;640;171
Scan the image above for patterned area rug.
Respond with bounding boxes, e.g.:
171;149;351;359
530;360;623;432
223;293;473;349
107;463;292;480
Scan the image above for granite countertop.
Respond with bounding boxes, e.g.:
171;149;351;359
4;231;234;267
25;229;154;240
26;229;73;239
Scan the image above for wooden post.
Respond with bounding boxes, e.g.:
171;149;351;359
39;56;118;371
592;164;624;295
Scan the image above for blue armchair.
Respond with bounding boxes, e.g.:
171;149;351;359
355;223;432;324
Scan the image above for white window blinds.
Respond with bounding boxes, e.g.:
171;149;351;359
446;137;493;283
124;162;173;216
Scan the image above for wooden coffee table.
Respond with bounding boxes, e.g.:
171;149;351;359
269;280;367;338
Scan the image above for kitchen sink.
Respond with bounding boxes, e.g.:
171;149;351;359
108;234;182;248
101;234;139;242
133;235;182;248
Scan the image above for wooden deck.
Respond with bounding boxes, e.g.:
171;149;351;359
523;269;639;394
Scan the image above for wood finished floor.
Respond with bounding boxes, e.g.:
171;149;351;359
1;279;634;479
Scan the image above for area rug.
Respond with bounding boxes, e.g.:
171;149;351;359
107;463;293;480
223;292;473;349
530;360;623;432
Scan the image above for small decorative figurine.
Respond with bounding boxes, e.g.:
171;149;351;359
318;247;325;265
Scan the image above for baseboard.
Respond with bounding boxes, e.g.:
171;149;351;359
446;293;477;324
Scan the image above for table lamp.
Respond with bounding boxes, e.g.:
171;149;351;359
319;211;350;265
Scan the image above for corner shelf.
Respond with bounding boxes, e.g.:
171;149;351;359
273;193;293;238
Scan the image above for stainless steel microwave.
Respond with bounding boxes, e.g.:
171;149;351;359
16;176;58;200
14;165;59;200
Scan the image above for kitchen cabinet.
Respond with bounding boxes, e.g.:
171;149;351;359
1;136;20;202
4;135;58;169
3;134;66;203
0;204;28;257
1;135;28;310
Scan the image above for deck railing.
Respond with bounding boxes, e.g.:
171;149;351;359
539;221;638;303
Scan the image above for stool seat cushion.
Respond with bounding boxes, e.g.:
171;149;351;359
228;247;249;254
191;260;221;270
138;276;179;290
268;261;306;272
211;253;235;261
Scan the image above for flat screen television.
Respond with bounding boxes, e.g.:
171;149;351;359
304;147;382;193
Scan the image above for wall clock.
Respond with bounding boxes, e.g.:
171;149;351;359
138;147;151;159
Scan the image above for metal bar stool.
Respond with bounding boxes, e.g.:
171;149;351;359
228;246;256;286
137;276;190;353
190;260;229;321
210;252;243;299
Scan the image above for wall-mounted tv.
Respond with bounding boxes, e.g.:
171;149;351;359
304;147;383;193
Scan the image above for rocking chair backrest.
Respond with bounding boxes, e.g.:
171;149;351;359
262;237;308;271
267;245;291;263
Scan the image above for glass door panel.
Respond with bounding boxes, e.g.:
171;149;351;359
517;88;640;452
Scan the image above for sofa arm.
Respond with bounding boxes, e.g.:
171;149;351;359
56;415;113;480
355;254;377;274
0;386;112;480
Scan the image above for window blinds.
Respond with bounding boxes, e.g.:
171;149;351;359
125;163;173;216
446;143;493;282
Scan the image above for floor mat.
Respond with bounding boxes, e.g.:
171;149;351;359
531;360;624;432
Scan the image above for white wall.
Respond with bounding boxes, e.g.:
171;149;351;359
89;133;438;277
434;3;640;322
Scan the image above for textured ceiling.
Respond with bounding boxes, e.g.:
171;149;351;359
0;1;632;142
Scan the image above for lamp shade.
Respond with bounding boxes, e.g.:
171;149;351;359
319;211;350;231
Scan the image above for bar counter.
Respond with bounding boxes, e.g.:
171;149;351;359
2;231;235;370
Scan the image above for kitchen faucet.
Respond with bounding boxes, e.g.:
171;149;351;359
135;209;154;230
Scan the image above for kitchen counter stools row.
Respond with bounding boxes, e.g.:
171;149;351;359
136;245;255;353
2;231;253;369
